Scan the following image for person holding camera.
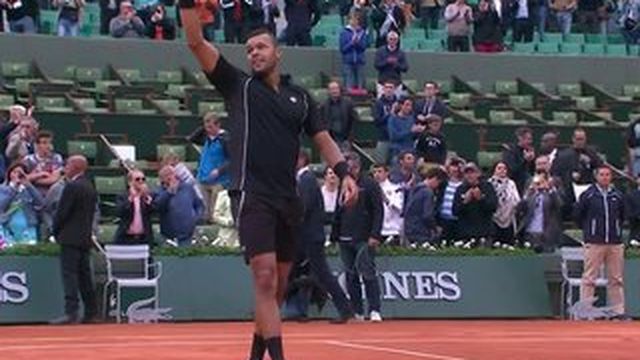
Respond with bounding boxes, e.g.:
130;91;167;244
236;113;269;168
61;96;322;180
110;1;145;38
146;4;176;40
0;162;44;245
53;0;85;36
114;170;155;246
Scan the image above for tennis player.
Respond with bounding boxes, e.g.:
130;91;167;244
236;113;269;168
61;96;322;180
178;4;359;360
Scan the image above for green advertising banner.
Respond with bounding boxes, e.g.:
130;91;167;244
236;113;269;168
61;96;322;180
0;255;554;323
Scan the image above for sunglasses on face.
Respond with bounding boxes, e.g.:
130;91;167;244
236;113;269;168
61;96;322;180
134;177;146;182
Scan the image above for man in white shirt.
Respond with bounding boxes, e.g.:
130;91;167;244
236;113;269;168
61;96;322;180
373;163;404;245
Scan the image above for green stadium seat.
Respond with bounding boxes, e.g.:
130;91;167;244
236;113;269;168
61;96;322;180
40;10;58;35
157;70;183;84
75;67;103;83
310;88;328;103
0;94;14;109
427;29;446;39
552;111;578;125
449;93;471;109
114;99;154;114
117;69;142;83
355;107;373;122
564;33;585;43
94;176;126;196
509;95;534;109
155;99;191;116
365;77;378;91
402;38;423;51
575;96;596;111
15;78;42;97
489;110;515;124
166;84;192;99
421;39;444;52
580;120;606;127
477;151;502;169
495;81;518;96
435;80;451;95
607;34;626;44
514;42;535;53
157;144;187;161
191;71;209;86
559;43;582;55
531;83;547;92
543;32;563;43
558;83;581;97
74;98;108;113
198;101;226;116
297;75;320;89
607;44;628;56
623;84;640;99
95;80;121;95
403;79;419;93
537;42;560;54
583;44;605;56
37;96;66;108
67;140;98;159
1;62;30;80
585;34;605;44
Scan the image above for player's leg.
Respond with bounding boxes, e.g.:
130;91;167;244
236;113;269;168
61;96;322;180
250;252;282;360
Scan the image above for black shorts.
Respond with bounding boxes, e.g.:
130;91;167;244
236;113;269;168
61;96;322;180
230;191;303;263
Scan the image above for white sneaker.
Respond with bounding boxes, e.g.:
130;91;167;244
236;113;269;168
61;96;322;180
354;313;365;322
369;311;383;323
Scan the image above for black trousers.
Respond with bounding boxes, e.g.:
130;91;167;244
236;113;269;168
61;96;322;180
305;239;352;317
224;20;247;44
447;35;470;52
286;27;312;47
60;246;97;317
513;18;534;42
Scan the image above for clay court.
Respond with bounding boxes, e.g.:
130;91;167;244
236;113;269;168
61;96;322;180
1;320;638;359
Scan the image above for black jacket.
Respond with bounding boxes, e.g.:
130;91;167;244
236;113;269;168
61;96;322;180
298;168;325;245
114;193;155;246
333;175;383;242
53;175;98;249
404;183;438;243
473;8;503;44
413;98;449;119
145;17;177;40
414;131;447;165
502;143;534;194
551;146;603;187
574;184;625;244
284;0;321;31
516;189;563;241
626;189;640;241
320;96;358;142
627;119;640;149
452;180;498;239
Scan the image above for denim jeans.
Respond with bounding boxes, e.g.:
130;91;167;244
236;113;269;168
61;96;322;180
537;5;548;39
339;241;381;315
9;16;36;33
556;11;573;36
342;63;364;90
58;17;79;37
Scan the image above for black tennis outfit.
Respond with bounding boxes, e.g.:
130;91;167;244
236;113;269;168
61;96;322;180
206;56;326;262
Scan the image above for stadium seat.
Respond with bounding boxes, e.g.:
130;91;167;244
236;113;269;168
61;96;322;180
607;34;626;44
421;39;444;52
575;96;596;111
114;99;155;114
157;144;187;161
558;83;581;97
509;95;534;109
191;71;209;86
75;67;103;84
297;75;320;89
449;93;471;109
477;151;502;169
495;81;518;96
623;84;640;99
559;43;582;55
0;94;14;109
309;88;328;103
198;101;226;116
582;44;605;56
513;42;535;53
157;70;183;84
154;99;191;116
563;33;585;43
1;62;30;80
403;79;419;93
537;42;559;54
74;98;108;113
36;96;72;112
67;140;98;160
355;107;373;122
15;78;42;98
94;176;126;195
585;34;605;44
606;44;628;56
435;80;451;95
117;69;142;83
489;110;515;124
543;32;563;43
552;111;578;125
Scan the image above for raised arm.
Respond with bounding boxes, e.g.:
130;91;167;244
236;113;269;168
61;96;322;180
179;1;220;73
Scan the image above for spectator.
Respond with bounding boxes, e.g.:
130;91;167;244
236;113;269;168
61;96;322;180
53;0;84;36
488;161;520;249
114;170;154;246
1;0;37;33
333;152;383;322
161;153;203;201
221;0;251;43
319;81;359;147
414;81;449;120
540;131;560;166
533;154;563;193
248;0;279;35
212;189;239;246
510;0;536;43
371;0;406;47
284;0;321;46
109;1;146;38
453;162;498;247
537;0;549;40
321;166;339;220
374;31;409;97
0;162;44;245
295;150;352;323
372;79;397;164
517;170;563;252
6;118;38;164
550;0;577;36
626;175;640;244
576;0;604;34
627;116;640;177
619;0;640;45
418;0;445;31
372;163;404;245
99;0;122;35
350;0;372;30
154;165;204;247
387;97;415;161
145;4;177;40
196;0;219;41
413;114;447;166
0;106;23;183
445;0;473;52
502;126;535;194
339;12;369;92
50;156;98;325
473;0;504;52
190;113;230;222
551;128;603;203
24;131;64;196
575;165;627;319
438;157;465;243
389;150;418;188
404;167;447;249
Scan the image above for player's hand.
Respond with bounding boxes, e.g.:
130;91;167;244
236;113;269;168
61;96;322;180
340;175;358;208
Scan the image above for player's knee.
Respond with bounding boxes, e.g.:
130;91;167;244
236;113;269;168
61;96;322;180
253;267;277;294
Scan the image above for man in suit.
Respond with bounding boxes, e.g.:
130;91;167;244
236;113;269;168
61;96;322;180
50;155;99;325
290;150;353;323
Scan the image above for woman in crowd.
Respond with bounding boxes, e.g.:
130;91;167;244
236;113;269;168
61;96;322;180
0;162;44;245
488;161;520;249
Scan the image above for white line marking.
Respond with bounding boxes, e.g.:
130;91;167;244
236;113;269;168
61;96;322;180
325;340;467;360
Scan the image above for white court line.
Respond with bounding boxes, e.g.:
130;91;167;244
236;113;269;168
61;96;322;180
325;340;467;360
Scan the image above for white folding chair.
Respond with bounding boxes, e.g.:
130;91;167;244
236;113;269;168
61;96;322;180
560;246;607;319
102;245;162;323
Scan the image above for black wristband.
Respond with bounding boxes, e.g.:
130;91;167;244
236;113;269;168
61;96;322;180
334;161;349;181
178;0;196;9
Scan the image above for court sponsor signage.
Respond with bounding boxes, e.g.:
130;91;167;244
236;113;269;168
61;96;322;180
0;270;29;304
381;271;461;302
